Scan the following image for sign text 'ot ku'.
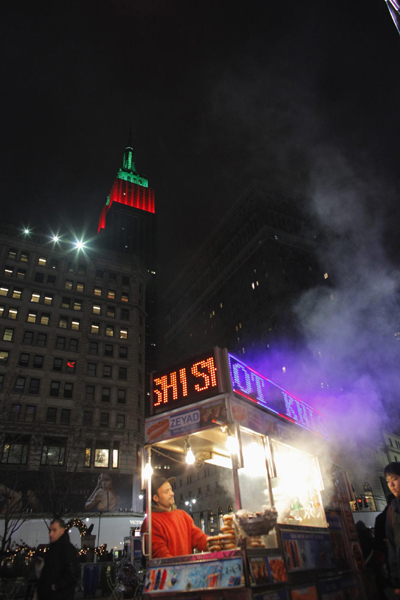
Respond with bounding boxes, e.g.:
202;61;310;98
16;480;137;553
151;351;221;415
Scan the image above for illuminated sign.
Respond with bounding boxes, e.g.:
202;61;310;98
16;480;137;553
151;349;223;415
228;353;328;438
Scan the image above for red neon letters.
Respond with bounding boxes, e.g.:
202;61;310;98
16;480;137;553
153;356;218;407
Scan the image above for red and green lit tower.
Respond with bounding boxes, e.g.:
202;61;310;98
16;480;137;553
98;141;157;371
98;143;156;271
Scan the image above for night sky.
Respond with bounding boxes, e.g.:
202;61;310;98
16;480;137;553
1;1;399;280
2;1;400;439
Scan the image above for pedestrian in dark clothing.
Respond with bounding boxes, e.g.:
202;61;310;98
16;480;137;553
384;463;400;599
375;494;395;599
37;518;80;600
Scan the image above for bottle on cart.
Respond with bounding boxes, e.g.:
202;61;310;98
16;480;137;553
200;511;205;532
208;509;216;534
218;506;224;531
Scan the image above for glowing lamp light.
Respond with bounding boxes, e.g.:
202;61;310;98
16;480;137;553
52;235;60;242
226;432;239;455
23;228;30;235
186;445;195;465
191;498;196;504
74;240;86;250
144;461;153;479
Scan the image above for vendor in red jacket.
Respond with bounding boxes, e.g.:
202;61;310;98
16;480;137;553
143;475;209;558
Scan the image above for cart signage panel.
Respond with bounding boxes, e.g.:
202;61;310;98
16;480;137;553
151;349;223;415
228;354;328;439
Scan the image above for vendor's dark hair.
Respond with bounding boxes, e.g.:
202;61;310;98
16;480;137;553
384;462;400;477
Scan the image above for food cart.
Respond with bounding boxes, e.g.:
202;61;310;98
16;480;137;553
142;348;366;600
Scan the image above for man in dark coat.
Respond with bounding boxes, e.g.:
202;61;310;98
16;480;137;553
37;518;80;600
384;463;400;599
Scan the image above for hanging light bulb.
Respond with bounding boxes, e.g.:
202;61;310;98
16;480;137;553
185;438;195;465
226;430;239;454
144;458;153;479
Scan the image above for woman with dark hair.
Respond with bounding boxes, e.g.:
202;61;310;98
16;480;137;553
384;462;400;598
85;472;120;512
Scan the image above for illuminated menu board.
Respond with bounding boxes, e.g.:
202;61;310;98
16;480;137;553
151;349;224;415
228;353;328;439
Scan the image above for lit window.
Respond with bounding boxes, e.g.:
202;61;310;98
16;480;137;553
121;293;129;302
2;434;29;463
0;305;4;317
107;306;115;318
76;282;84;293
59;316;68;329
106;325;114;337
27;312;37;323
17;269;26;279
73;300;82;311
20;252;29;262
94;287;102;296
94;447;109;468
0;350;10;364
8;308;18;320
61;297;70;309
41;438;65;466
112;447;119;469
108;290;116;299
4;267;13;277
92;305;101;314
0;287;9;296
31;292;40;303
91;323;100;334
38;257;47;266
8;249;17;260
120;329;128;339
324;272;329;279
65;280;73;290
71;320;80;331
40;313;50;326
44;295;53;305
12;289;22;300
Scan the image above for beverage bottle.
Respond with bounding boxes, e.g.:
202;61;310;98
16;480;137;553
154;569;162;590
